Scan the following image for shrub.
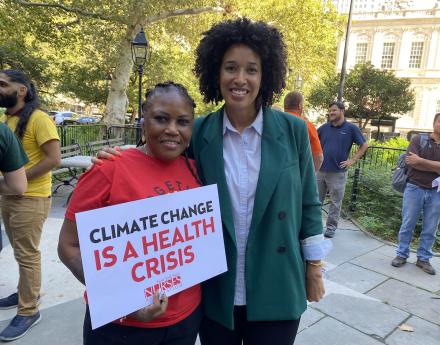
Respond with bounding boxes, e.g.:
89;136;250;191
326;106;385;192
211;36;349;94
343;164;440;252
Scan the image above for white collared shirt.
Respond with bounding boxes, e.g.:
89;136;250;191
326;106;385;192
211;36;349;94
223;107;263;306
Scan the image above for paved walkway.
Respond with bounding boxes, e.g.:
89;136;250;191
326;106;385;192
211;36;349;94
0;187;439;344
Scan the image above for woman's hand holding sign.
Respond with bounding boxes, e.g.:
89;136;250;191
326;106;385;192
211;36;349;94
129;290;169;322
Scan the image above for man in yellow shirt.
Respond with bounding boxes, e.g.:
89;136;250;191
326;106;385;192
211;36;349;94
0;70;60;341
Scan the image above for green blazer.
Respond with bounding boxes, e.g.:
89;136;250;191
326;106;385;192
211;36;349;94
190;107;323;329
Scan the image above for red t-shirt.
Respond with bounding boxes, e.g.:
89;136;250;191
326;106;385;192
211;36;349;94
65;149;202;328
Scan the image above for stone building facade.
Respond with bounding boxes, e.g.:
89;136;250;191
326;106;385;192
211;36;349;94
332;0;440;133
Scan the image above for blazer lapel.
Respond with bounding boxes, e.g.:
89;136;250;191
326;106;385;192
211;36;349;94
199;109;236;246
250;108;286;232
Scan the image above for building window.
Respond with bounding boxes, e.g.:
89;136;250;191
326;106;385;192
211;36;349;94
409;41;424;68
381;42;395;69
355;42;368;64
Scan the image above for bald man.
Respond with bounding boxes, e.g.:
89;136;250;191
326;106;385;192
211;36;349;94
284;92;323;171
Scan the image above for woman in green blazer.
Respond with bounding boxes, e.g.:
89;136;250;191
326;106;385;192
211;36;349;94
192;18;331;345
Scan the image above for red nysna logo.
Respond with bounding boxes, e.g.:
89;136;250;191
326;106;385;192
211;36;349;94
144;275;182;299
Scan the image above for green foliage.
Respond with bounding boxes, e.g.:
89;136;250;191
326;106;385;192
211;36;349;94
343;160;439;252
308;63;415;128
369;136;409;149
1;0;343;120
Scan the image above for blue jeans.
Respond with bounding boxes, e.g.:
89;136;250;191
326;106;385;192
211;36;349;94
396;183;440;261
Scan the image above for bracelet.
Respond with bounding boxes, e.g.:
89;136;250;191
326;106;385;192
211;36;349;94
306;261;324;267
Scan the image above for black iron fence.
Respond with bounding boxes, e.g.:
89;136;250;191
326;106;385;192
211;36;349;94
348;145;406;211
107;125;141;145
57;124;141;153
356;145;406;170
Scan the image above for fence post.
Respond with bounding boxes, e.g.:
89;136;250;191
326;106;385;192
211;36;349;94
350;167;360;212
60;126;66;147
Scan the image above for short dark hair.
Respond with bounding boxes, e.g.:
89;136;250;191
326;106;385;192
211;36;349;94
284;91;303;110
194;17;287;109
434;112;440;124
329;101;345;111
142;81;196;115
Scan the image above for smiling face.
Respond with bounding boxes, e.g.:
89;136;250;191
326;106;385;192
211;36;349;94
328;104;345;124
219;44;262;114
143;90;194;161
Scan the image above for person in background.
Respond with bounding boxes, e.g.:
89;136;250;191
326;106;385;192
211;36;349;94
391;113;440;275
0;69;60;341
0;122;28;195
58;82;203;345
284;91;323;171
317;101;368;239
0;122;28;252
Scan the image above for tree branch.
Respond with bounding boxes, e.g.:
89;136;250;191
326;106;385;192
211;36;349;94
145;6;226;25
13;0;126;23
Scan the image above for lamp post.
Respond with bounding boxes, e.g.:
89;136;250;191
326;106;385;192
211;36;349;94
337;0;354;102
131;26;149;144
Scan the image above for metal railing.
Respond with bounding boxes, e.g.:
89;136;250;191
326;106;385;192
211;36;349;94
348;145;406;211
57;125;108;154
57;124;142;152
357;145;405;170
107;125;141;145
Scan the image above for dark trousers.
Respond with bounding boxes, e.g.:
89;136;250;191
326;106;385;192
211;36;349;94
83;304;202;345
199;306;300;345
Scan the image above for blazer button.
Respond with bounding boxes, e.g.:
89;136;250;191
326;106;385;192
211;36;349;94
278;211;286;220
277;246;287;253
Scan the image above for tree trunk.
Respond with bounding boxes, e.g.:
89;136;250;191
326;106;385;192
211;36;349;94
103;27;135;126
102;6;225;126
361;117;370;130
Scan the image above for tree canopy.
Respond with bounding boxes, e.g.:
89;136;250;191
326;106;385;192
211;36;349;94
308;63;415;129
1;0;343;123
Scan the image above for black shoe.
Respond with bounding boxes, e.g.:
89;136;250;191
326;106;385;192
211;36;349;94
391;256;407;267
0;312;41;341
0;293;41;310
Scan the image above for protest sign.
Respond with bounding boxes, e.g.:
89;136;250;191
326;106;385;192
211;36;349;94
76;184;226;329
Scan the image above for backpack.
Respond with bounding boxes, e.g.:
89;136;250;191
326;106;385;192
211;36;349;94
391;133;430;193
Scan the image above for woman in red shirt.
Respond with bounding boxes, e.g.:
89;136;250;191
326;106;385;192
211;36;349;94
57;82;202;345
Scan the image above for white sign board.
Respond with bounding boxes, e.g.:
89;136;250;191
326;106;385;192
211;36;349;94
76;184;227;329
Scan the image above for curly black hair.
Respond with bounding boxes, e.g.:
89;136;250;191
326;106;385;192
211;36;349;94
194;17;287;108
